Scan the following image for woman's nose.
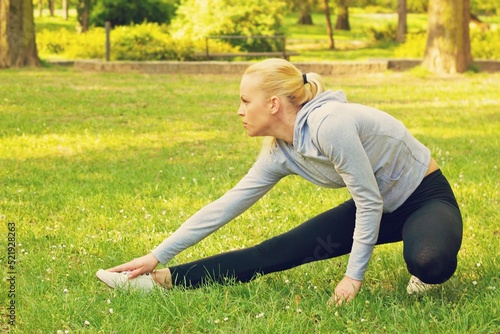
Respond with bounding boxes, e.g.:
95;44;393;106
238;105;245;116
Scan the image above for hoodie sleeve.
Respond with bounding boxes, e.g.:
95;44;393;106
313;111;384;281
151;153;285;265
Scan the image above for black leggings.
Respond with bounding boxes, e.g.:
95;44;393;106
169;170;463;287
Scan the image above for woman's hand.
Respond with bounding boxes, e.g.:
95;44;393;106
107;253;159;279
327;276;362;307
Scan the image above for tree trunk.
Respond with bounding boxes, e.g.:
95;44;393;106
298;12;313;25
77;0;91;32
322;0;334;49
48;0;55;16
396;0;407;43
63;0;69;20
0;0;40;68
335;2;350;31
422;0;472;74
38;0;43;17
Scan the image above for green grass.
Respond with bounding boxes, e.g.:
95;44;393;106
284;12;429;61
0;68;499;333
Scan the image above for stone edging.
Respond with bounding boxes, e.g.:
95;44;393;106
49;59;500;75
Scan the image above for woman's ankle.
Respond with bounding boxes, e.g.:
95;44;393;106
152;268;172;289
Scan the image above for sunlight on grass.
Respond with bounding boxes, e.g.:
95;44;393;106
0;69;498;333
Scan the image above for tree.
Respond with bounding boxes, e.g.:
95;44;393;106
396;0;407;43
48;0;55;16
297;2;314;25
0;0;40;68
321;0;334;49
77;0;91;32
335;0;350;31
63;0;70;20
422;0;472;74
90;0;179;27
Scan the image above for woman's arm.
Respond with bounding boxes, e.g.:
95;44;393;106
315;113;384;303
109;155;285;277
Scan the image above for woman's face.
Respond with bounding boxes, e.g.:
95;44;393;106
238;74;274;137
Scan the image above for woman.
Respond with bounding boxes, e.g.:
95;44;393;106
97;59;463;305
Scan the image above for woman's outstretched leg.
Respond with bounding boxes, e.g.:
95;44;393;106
168;200;357;288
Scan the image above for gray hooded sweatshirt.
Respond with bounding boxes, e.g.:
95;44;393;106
152;90;431;280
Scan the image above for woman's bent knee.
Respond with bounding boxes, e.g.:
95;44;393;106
406;248;458;284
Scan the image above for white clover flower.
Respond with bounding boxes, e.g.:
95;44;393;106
109;308;114;314
472;281;478;286
84;320;90;325
214;319;220;324
63;289;69;294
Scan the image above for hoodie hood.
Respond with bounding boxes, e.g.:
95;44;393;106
292;90;347;156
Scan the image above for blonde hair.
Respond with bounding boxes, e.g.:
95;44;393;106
244;58;325;108
243;58;326;156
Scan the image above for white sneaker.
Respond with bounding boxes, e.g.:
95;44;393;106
406;275;436;294
96;269;157;292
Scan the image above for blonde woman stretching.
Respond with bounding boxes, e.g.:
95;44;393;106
97;59;462;305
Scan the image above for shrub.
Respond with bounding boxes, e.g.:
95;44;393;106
170;0;287;52
37;23;198;61
470;24;500;59
365;23;397;42
90;0;179;27
393;32;426;58
110;23;174;60
394;25;500;60
37;28;105;59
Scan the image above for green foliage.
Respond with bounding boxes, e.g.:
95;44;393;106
37;28;106;59
471;0;497;15
365;23;397;42
362;5;394;14
407;0;428;13
90;0;179;27
393;32;426;58
37;23;197;61
110;23;195;61
470;26;500;60
170;0;288;52
394;25;500;60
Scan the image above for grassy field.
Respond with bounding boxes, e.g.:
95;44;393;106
0;67;499;333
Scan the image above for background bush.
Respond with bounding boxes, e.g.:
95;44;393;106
170;0;287;52
365;23;397;42
37;23;197;61
37;28;105;59
90;0;179;27
394;25;500;60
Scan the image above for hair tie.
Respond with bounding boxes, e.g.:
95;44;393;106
302;73;308;85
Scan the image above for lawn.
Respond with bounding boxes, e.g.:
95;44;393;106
0;67;499;333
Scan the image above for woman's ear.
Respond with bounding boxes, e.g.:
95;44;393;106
269;95;281;114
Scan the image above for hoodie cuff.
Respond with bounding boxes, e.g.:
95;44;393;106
345;240;375;281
